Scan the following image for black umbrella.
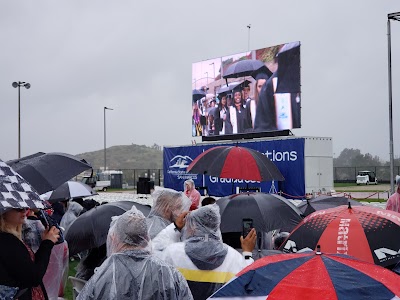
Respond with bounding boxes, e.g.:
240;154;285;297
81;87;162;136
223;59;265;79
192;89;206;102
45;181;98;203
7;152;92;194
65;201;151;256
217;193;303;234
297;195;363;216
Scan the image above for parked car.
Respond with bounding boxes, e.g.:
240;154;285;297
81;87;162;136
356;170;378;185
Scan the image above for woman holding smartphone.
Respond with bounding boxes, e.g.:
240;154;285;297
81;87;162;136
0;207;60;300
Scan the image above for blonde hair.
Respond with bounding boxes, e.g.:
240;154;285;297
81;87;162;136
0;213;23;240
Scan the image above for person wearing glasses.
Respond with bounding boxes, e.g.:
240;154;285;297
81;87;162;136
0;207;60;300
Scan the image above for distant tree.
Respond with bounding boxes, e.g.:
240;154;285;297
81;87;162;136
334;148;382;167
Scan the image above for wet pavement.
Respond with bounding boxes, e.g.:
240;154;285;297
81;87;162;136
91;191;387;210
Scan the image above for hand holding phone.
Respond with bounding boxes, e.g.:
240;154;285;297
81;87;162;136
242;218;253;238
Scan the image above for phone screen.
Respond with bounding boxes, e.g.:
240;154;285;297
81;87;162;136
242;218;253;238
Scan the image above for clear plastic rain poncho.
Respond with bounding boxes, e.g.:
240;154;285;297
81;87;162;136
182;204;228;270
43;241;69;300
22;217;45;253
77;206;193;300
146;188;191;239
60;201;83;232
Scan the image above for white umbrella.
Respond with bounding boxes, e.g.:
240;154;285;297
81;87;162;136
45;181;98;203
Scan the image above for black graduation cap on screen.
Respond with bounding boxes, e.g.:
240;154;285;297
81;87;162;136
275;41;301;93
232;83;245;95
251;65;273;81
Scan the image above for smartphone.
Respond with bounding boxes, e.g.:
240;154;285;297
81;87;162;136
242;218;253;238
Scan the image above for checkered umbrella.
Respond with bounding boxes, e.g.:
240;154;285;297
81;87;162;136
0;159;44;212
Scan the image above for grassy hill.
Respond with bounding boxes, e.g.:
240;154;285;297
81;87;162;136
77;144;163;170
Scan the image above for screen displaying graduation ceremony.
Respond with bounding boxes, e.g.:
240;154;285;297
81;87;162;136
192;41;301;138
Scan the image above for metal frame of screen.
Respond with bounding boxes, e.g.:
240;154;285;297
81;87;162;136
191;41;301;141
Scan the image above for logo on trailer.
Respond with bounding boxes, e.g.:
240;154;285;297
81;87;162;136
167;155;196;180
169;155;193;169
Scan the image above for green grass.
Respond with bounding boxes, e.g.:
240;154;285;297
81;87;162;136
356;198;387;203
64;260;79;300
334;183;357;187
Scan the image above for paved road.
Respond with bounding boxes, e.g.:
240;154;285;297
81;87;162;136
93;191;388;209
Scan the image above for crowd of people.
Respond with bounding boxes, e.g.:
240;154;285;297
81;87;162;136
1;175;400;300
0;197;100;300
0;182;257;300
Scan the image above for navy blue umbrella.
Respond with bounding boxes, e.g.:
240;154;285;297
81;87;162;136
210;251;400;299
297;195;363;216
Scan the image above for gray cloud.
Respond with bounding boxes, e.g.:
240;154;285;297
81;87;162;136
1;0;399;162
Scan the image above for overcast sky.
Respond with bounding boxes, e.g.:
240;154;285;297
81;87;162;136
1;1;400;162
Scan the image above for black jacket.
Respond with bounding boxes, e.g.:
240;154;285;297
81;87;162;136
0;232;54;300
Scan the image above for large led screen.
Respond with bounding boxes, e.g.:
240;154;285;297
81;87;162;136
192;41;301;138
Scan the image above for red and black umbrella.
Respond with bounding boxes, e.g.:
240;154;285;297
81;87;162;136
209;251;400;300
280;204;400;268
186;146;284;182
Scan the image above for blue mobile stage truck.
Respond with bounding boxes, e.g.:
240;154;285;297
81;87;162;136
163;137;333;198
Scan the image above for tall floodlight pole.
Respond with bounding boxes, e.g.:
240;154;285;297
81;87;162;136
104;106;113;171
388;12;400;194
12;81;31;158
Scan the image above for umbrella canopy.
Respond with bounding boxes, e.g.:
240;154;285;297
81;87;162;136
0;159;45;211
209;251;400;300
192;89;207;102
216;80;252;99
45;181;98;203
280;205;400;268
187;146;284;182
7;152;92;194
223;59;265;79
65;201;151;256
297;195;363;216
217;193;303;233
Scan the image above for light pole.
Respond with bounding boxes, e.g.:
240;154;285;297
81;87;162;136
204;72;208;86
209;62;215;80
209;63;216;94
12;81;31;159
388;12;400;194
247;24;251;51
104;106;113;171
